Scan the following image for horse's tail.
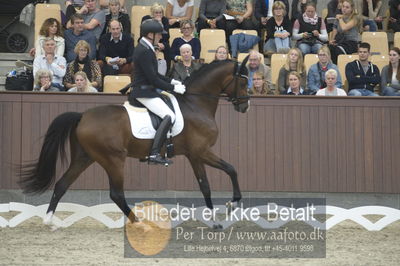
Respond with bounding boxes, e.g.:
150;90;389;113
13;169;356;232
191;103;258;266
18;112;82;194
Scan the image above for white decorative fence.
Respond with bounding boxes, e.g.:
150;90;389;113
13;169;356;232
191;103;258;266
0;202;399;231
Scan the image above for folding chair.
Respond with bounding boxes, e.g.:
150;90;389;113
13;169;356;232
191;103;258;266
103;75;131;93
199;29;226;63
35;4;61;43
304;54;319;73
270;53;287;87
131;6;151;46
361;32;389;56
169;28;182;46
394;32;400;49
337;54;359;91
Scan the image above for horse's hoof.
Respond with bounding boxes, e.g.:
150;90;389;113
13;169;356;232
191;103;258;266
43;211;53;225
50;224;59;231
226;201;238;215
134;221;152;232
212;223;223;230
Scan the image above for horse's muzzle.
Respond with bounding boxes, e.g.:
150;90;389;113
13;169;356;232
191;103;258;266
234;101;249;113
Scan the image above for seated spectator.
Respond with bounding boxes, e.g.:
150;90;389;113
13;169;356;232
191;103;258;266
142;3;171;70
381;47;400;96
102;0;130;36
197;0;227;34
389;0;400;32
30;18;64;58
169;44;202;82
292;0;318;22
99;0;126;12
166;0;195;28
214;45;230;60
362;0;383;32
246;50;274;94
326;0;343;33
307;45;342;94
292;1;328;55
377;0;389;30
346;42;380;96
64;40;102;90
254;0;290;27
67;0;106;41
316;69;347;95
278;48;306;94
283;71;306;95
250;70;269;95
33;69;61;92
225;0;257;38
68;71;98;92
263;1;292;55
328;0;360;64
64;13;97;63
98;20;134;76
171;20;201;60
65;0;85;23
33;38;66;90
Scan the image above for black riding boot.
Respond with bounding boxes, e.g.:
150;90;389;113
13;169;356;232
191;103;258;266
148;115;173;165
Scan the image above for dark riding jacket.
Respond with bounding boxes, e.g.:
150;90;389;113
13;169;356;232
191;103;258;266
129;38;174;99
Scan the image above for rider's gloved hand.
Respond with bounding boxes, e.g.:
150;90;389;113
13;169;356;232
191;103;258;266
173;84;186;94
170;79;182;85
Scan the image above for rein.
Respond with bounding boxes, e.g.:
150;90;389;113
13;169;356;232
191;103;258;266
183;77;236;101
183;61;250;103
183;91;224;100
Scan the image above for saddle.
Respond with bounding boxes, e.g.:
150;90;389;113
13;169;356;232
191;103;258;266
129;92;176;130
122;91;184;140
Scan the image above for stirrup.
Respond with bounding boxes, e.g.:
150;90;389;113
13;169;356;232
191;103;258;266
147;154;173;166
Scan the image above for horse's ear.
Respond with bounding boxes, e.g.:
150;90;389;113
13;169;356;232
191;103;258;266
239;55;249;76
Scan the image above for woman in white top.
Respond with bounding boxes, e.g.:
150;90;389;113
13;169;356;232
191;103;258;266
68;71;98;92
316;69;347;96
30;18;65;58
166;0;194;28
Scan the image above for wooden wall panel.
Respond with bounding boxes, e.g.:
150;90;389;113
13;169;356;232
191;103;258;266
0;94;21;189
1;92;399;193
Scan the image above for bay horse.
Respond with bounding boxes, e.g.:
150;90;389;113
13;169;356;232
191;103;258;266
19;57;250;226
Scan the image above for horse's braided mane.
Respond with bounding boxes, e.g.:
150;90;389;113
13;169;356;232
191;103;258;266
184;59;235;87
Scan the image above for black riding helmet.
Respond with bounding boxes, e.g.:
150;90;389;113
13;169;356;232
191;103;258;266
140;19;167;37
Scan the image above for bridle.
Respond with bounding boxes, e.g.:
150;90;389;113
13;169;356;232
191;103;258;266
223;61;250;105
184;60;250;106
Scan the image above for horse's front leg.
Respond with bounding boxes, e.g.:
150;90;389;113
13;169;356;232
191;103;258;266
200;150;242;209
187;156;223;229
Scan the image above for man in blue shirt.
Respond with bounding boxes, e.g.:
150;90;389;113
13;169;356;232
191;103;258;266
64;13;97;62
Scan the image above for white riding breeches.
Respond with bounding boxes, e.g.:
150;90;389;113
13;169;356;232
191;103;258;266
136;97;176;123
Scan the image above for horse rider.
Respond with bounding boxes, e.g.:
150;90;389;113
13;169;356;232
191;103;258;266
128;19;186;165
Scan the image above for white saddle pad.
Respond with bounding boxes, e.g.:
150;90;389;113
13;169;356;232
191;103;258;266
123;92;184;139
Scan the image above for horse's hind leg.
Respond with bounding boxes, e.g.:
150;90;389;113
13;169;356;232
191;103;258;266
45;137;93;223
97;156;136;222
